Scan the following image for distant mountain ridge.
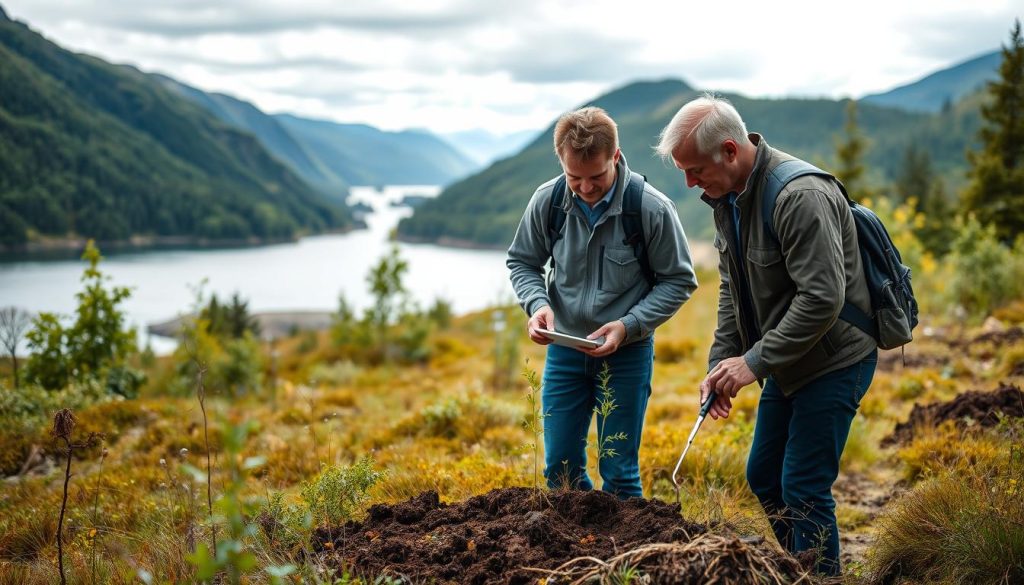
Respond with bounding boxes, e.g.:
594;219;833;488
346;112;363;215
159;77;479;191
398;69;985;247
0;9;351;250
275;115;478;187
155;76;349;198
861;50;1000;112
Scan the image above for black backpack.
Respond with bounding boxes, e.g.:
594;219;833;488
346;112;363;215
761;160;919;350
547;172;656;287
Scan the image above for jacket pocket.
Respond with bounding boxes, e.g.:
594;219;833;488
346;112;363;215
746;245;791;307
746;246;782;267
601;246;640;293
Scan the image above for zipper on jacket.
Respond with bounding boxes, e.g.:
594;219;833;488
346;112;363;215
598;244;605;290
721;206;762;348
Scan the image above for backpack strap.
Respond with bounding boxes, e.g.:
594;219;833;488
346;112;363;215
546;175;568;271
621;171;657;287
548;171;656;288
760;159;876;339
762;159;830;244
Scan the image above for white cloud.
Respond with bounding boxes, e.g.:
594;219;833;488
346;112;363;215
4;0;1020;134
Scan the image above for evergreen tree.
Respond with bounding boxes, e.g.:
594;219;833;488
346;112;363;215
200;293;260;340
961;20;1024;243
918;180;956;256
895;144;934;206
894;144;954;255
835;101;872;200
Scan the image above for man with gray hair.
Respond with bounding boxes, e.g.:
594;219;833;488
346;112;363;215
656;95;877;575
507;106;697;499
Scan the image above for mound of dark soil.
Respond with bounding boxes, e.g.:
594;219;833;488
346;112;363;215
877;350;949;371
969;326;1024;347
314;487;805;584
885;383;1024;446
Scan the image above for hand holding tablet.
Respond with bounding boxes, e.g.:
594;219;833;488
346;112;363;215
538;329;604;350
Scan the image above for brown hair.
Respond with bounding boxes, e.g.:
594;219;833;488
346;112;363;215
553;106;618;160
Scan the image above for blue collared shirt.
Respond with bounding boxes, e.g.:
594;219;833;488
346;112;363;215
574;186;616;229
727;191;742;257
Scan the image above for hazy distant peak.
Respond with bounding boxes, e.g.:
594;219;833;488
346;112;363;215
861;50;1000;113
584;78;694;119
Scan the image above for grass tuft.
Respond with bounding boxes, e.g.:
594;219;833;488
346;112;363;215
868;463;1024;584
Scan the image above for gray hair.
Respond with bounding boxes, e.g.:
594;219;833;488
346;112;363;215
655;93;748;163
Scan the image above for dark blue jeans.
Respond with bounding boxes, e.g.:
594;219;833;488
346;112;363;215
542;338;654;499
746;351;877;575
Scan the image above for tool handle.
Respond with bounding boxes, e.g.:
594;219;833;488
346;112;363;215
699;391;717;417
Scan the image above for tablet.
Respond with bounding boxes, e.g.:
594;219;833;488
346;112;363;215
538;329;603;350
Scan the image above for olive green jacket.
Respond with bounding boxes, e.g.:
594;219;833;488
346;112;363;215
708;135;876;395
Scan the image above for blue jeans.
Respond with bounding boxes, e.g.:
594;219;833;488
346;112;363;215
542;338;654;499
746;351;877;575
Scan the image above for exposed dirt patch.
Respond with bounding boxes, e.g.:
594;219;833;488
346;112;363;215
884;383;1024;446
877;350;949;371
968;326;1024;347
835;471;903;567
315;487;808;584
942;327;1024;350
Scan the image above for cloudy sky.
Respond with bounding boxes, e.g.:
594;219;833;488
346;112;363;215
4;0;1020;135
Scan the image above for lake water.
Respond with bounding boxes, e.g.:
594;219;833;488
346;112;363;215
0;186;516;353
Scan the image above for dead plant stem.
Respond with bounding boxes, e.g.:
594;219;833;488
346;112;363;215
197;363;217;557
57;436;72;585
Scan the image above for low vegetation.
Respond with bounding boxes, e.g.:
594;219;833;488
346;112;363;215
1;213;1021;583
1;23;1023;584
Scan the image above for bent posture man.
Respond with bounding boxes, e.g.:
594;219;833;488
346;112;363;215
507;107;697;499
656;95;877;575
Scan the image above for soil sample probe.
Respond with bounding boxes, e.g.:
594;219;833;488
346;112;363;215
671;391;717;504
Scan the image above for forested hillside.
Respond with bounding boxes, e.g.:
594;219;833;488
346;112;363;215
155;75;350;200
160;77;480;192
398;78;982;246
0;11;351;249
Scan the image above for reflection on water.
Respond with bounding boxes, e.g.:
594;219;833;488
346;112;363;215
0;186;516;353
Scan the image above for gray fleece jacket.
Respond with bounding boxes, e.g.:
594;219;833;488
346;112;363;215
506;155;697;345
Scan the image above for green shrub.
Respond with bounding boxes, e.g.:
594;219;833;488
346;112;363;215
24;241;137;391
948;216;1024;321
389;392;519;443
301;456;383;528
172;321;264;398
307;360;361;386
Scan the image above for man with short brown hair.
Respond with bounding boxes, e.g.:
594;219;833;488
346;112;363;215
507;106;697;498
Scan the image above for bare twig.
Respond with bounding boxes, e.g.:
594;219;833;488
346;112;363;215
90;445;107;585
195;362;217;557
